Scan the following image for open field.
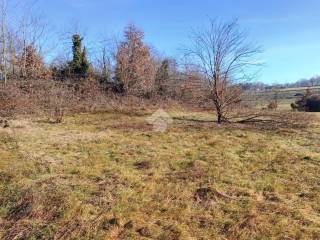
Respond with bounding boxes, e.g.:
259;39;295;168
0;111;320;239
243;86;320;110
2;1;320;239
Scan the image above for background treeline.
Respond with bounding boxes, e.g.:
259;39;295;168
242;76;320;91
0;7;208;96
0;0;212;120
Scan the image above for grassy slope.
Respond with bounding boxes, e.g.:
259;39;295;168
0;111;319;239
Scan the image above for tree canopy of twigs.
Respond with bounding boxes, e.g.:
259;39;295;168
186;19;262;123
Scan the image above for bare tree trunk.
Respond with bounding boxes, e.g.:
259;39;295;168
9;32;14;76
21;38;27;78
102;47;107;77
217;111;222;124
0;0;7;84
18;15;27;78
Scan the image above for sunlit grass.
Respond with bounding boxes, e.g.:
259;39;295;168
0;111;319;239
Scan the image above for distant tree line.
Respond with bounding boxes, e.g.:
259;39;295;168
242;76;320;91
283;76;320;88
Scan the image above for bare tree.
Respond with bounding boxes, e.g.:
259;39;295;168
0;0;8;84
0;0;50;80
115;24;156;96
93;38;115;83
186;19;262;123
100;46;111;79
18;11;47;78
8;31;17;77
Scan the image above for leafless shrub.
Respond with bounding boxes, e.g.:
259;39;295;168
0;83;20;118
0;78;104;119
48;107;64;123
0;77;182;122
267;101;278;110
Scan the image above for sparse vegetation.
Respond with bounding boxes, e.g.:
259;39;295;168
0;111;319;239
267;101;278;110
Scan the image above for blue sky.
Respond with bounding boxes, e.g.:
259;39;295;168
20;0;320;84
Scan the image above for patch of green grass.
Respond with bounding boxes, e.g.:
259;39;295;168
0;111;319;239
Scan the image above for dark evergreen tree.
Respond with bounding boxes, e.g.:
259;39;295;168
68;34;90;76
80;47;89;75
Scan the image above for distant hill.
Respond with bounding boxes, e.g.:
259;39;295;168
275;76;320;89
242;76;320;91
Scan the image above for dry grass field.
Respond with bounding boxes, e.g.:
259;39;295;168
0;110;319;239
